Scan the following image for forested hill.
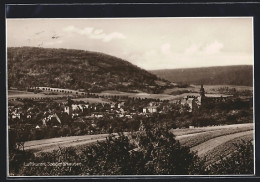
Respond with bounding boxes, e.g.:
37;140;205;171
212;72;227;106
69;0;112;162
8;47;168;93
150;65;253;86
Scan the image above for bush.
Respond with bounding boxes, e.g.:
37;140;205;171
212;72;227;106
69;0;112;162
11;126;207;175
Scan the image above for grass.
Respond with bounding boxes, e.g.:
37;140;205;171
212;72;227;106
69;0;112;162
72;97;110;104
8;100;24;106
98;91;176;100
163;85;253;95
8;90;69;99
173;128;217;137
203;134;253;166
172;123;252;137
178;125;253;148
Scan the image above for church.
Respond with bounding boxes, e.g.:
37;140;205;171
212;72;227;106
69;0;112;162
180;85;232;112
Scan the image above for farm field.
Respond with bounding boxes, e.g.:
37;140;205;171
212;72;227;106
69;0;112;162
163;84;253;95
24;123;253;161
190;130;253;157
203;134;253;166
8;90;68;99
172;123;252;137
176;123;253;147
97;90;176;100
97;90;231;101
72;97;110;104
24;134;111;154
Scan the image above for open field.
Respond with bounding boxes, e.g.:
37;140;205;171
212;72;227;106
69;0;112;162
24;134;111;154
97;90;231;101
199;85;253;92
173;123;252;137
8;90;69;99
177;124;253;148
163;84;253;95
190;130;253;157
24;123;253;160
203;134;253;166
72;97;110;104
97;91;176;100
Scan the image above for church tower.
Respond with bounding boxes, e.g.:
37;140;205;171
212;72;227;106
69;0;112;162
199;84;206;106
200;84;205;97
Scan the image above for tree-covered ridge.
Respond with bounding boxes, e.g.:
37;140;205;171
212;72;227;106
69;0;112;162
150;65;253;86
8;47;168;93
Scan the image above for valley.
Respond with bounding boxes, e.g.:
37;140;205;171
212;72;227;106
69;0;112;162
7;47;254;176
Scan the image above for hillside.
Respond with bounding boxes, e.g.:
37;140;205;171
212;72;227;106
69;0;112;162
150;65;253;86
8;47;168;93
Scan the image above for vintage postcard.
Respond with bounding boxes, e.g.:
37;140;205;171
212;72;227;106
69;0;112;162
6;17;254;176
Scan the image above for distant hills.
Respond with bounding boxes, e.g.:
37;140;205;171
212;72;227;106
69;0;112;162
8;47;169;93
150;65;253;86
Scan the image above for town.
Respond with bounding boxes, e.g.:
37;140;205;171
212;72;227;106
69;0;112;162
6;17;254;176
8;84;253;148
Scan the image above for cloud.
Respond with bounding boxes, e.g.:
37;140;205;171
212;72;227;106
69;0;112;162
184;40;223;56
63;26;93;35
63;26;126;42
94;29;104;34
131;41;246;70
103;32;126;42
201;40;224;55
185;43;202;55
89;33;106;40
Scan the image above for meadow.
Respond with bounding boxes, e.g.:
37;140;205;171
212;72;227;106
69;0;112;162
177;124;253;148
203;134;253;166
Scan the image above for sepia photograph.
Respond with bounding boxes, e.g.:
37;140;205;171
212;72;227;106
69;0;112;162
6;17;254;176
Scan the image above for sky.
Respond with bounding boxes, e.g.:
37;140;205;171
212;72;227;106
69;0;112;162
6;18;253;70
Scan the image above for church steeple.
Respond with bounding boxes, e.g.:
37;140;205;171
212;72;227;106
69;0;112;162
200;84;205;97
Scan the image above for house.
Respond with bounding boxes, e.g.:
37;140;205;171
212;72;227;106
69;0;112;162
12;113;22;119
143;106;157;113
119;108;125;113
110;103;115;109
64;106;72;116
118;102;125;109
42;113;61;125
72;104;79;111
180;96;200;112
11;109;24;119
147;106;157;113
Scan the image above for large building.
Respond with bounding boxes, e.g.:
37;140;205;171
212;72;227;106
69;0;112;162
143;102;158;113
180;85;232;112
